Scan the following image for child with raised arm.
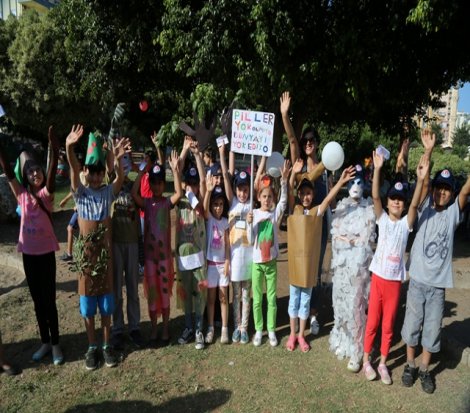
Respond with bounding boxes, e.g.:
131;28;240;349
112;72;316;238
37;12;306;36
0;127;63;365
286;160;356;352
401;130;470;393
246;160;290;347
131;150;182;346
203;176;230;344
218;143;253;344
66;125;131;370
362;150;429;385
175;137;208;350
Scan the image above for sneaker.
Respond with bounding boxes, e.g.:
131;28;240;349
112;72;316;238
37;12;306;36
52;344;64;366
85;347;99;371
129;330;144;348
402;364;418;387
220;328;229;344
232;329;241;343
253;331;262;347
363;362;377;381
240;331;249;344
268;332;278;347
103;346;118;368
310;316;320;336
178;328;194;345
418;369;435;394
347;359;361;373
378;364;392;385
32;343;52;362
195;330;205;350
205;327;214;344
60;253;73;262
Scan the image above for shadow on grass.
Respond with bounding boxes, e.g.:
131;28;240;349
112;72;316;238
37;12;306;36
64;390;232;413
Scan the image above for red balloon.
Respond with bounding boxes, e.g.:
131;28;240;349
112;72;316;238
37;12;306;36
139;100;149;112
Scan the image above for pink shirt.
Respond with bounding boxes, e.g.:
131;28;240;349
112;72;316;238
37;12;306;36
139;173;152;218
17;187;59;255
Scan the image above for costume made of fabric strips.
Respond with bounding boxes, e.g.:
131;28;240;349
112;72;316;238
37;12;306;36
329;196;375;363
73;183;115;296
175;196;207;311
143;196;175;316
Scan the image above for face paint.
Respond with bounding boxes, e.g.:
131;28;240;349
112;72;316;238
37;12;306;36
348;178;364;199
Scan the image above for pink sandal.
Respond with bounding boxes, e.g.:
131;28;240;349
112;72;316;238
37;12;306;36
297;336;311;353
286;335;297;351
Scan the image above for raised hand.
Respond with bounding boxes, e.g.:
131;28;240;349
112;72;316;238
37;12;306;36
416;154;430;181
48;125;60;153
168;150;180;172
113;137;132;161
421;128;436;152
206;171;215;192
372;150;384;170
280;159;291;181
65;124;84;147
190;139;200;155
339;165;356;184
292;158;304;174
280;91;291;116
183;135;193;151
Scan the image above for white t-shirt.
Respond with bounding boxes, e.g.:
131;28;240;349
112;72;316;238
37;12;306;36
369;212;412;281
228;198;253;282
206;214;229;263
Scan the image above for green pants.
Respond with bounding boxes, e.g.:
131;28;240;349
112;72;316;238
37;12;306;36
252;260;278;332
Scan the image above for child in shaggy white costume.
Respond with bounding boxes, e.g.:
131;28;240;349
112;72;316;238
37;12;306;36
329;165;376;372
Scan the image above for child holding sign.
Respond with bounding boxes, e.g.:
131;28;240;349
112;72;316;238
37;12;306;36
247;160;290;347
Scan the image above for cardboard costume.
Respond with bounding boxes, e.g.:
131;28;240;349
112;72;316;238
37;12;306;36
287;205;323;288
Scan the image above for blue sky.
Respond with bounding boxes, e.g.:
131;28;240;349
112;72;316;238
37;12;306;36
458;82;470;113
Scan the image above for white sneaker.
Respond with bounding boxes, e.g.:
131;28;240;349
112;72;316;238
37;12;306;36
310;316;320;335
205;327;214;344
268;331;278;347
220;327;229;344
195;330;205;350
253;331;262;347
347;359;361;373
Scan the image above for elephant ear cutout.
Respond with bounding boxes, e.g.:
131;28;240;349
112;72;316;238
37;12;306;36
179;112;216;151
220;99;237;137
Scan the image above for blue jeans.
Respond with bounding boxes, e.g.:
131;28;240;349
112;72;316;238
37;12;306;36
288;285;313;320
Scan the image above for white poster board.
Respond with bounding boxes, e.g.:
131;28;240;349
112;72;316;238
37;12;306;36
231;109;274;157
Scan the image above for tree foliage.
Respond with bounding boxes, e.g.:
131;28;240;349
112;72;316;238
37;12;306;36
452;124;470;148
1;0;470;155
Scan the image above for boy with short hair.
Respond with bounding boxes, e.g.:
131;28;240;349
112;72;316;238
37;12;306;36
66;125;131;370
401;130;470;393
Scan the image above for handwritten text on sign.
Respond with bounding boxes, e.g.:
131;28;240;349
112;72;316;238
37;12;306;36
231;110;274;156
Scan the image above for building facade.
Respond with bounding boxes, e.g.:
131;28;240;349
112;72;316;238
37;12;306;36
0;0;58;20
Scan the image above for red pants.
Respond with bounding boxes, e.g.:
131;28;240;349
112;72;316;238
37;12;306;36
364;273;401;357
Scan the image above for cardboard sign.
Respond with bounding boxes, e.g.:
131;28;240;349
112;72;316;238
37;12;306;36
287;214;323;288
231;109;274;156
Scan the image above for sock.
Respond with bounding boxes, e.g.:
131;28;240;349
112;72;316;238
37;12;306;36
34;343;51;358
268;331;277;339
419;364;428;372
255;331;263;339
221;326;228;332
407;360;416;368
88;344;97;350
207;325;214;332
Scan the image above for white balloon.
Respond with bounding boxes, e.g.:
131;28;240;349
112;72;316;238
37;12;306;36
266;151;284;178
322;141;344;171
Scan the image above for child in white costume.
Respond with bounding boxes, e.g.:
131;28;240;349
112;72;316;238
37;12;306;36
218;144;253;344
329;165;376;371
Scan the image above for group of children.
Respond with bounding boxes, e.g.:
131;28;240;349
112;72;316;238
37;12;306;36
1;117;469;396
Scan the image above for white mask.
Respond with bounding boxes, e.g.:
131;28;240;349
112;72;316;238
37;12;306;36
348;179;364;199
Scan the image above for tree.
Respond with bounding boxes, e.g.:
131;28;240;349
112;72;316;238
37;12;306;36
452;124;470;148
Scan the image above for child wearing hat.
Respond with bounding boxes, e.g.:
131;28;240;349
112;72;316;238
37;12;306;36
401;131;470;393
362;149;429;385
66;125;131;370
203;180;230;344
218;143;253;344
175;137;208;350
131;151;182;347
0;127;63;365
286;159;357;352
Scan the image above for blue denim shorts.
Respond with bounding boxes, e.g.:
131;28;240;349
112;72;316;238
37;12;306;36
68;211;78;230
401;278;445;353
288;285;313;320
80;293;115;318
